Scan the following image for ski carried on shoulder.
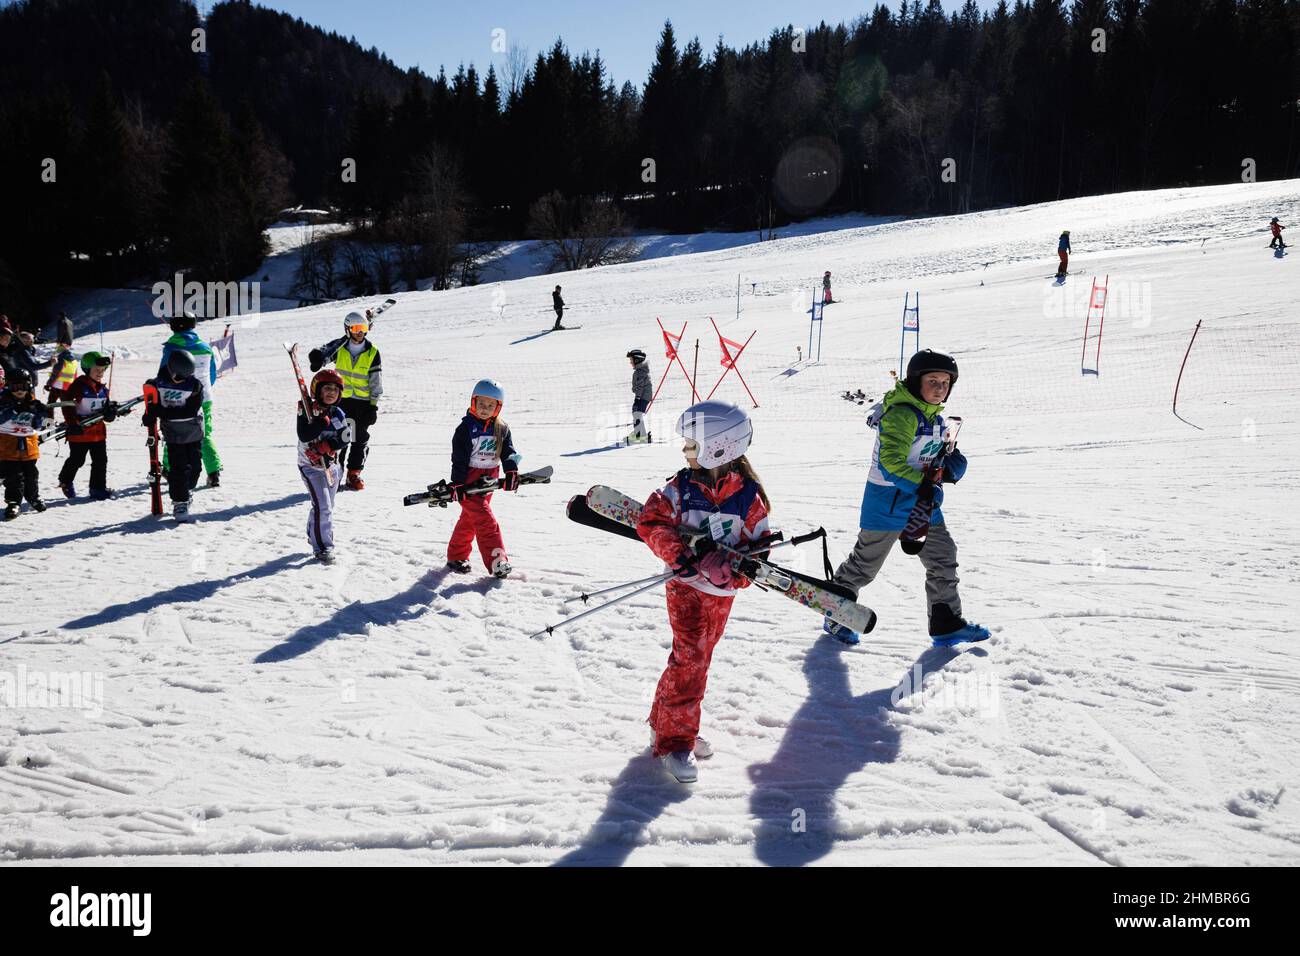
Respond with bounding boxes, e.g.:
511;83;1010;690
898;417;962;555
363;297;398;330
579;485;877;635
403;465;553;507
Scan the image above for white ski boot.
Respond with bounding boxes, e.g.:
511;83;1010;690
661;750;698;783
491;557;512;579
173;500;195;523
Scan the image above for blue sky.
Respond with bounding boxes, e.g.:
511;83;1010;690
239;1;994;91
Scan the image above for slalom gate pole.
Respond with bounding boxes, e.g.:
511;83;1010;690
1172;319;1203;416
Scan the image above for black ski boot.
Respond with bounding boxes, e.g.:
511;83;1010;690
446;559;472;574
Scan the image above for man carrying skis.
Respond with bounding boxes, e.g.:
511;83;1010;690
308;311;382;491
158;312;222;487
1056;230;1071;277
626;349;652;444
1270;217;1286;250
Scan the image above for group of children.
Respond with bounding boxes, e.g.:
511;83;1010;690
0;351;135;519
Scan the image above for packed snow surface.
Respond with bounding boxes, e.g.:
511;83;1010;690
3;180;1299;865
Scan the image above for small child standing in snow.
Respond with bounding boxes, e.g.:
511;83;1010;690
1056;230;1071;276
446;379;520;578
626;349;652;443
823;270;833;304
1269;217;1286;249
141;350;206;523
0;370;50;520
59;351;131;500
825;349;988;648
637;400;771;783
297;369;348;563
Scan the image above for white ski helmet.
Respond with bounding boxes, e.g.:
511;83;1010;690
676;400;752;467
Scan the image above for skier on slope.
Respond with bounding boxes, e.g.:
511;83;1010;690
1056;230;1071;277
308;311;382;491
0;369;50;520
158;312;222;487
58;352;132;500
445;379;521;579
824;350;989;648
636;401;771;783
551;285;565;331
141;350;206;523
626;349;652;444
296;368;348;564
1269;217;1286;250
823;270;833;304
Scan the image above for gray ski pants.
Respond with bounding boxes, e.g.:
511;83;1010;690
833;524;962;616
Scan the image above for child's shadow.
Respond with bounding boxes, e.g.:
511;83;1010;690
552;752;692;866
747;641;961;866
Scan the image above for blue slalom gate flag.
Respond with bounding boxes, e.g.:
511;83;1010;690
211;331;238;379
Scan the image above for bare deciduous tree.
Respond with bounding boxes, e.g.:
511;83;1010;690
527;191;637;272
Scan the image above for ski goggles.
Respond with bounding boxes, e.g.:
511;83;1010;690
88;355;112;367
346;320;370;335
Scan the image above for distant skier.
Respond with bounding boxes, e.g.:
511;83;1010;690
159;312;222;487
308;311;383;491
626;349;652;444
58;352;131;500
823;349;989;648
1269;217;1286;250
142;350;206;523
296;368;348;564
822;270;833;304
551;285;565;330
446;379;521;578
637;401;770;783
1056;230;1071;277
0;370;50;520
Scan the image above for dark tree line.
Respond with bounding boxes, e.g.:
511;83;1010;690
1;0;1297;326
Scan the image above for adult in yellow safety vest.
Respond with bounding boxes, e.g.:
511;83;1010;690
308;311;383;491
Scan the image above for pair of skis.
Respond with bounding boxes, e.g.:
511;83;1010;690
402;466;553;507
565;485;877;636
32;395;145;444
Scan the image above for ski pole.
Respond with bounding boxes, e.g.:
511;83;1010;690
563;571;674;605
531;573;677;640
561;534;803;607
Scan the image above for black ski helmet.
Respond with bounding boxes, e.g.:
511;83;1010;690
167;349;196;379
905;349;959;398
1272;217;1279;224
6;368;33;390
171;311;197;333
627;349;646;363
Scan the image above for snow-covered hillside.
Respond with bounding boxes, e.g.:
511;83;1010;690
3;180;1298;865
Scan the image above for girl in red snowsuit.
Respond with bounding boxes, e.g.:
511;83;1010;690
446;379;520;578
636;411;770;772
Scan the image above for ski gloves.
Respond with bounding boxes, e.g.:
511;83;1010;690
500;470;520;492
672;535;755;588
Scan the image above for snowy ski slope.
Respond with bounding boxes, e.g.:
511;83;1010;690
2;180;1298;865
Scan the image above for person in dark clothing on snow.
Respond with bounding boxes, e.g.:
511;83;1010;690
552;285;565;331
